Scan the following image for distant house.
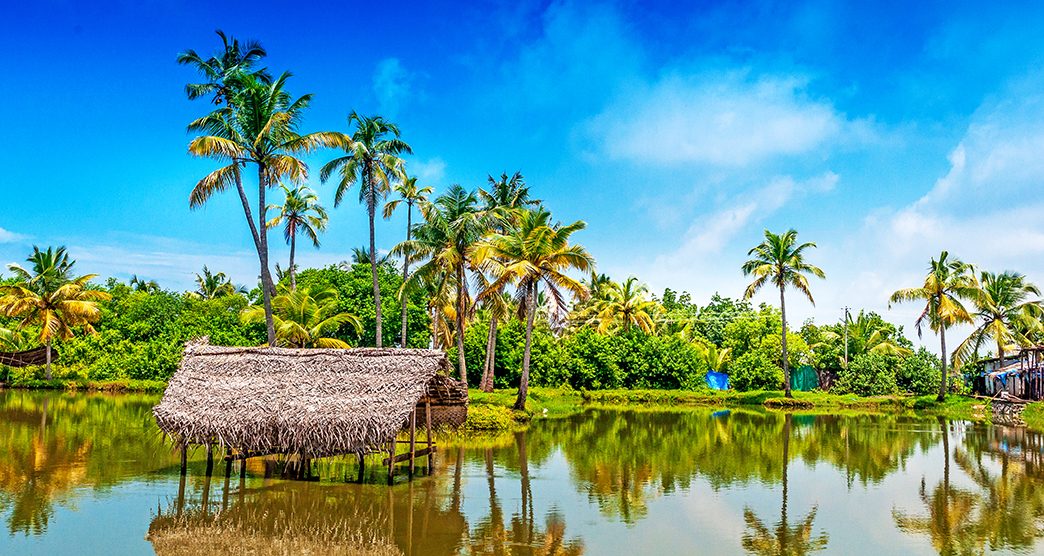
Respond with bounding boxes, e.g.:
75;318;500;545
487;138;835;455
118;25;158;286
979;347;1044;400
153;339;467;480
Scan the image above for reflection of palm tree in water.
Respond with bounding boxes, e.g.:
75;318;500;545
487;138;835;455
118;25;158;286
742;413;829;555
894;419;1044;553
893;417;980;554
466;430;583;555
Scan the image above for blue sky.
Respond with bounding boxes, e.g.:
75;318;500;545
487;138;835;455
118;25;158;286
3;0;1044;342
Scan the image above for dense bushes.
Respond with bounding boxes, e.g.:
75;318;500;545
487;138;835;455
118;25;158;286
835;353;899;396
730;351;784;391
897;348;942;395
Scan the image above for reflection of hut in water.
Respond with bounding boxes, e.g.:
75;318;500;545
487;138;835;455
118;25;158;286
147;480;468;556
152;340;467;480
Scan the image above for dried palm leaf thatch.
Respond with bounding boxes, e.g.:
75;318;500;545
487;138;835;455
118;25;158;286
153;339;465;458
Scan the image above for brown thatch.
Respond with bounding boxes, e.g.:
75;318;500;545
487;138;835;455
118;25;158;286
152;340;466;457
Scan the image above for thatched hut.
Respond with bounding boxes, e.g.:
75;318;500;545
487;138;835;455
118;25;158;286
153;340;467;479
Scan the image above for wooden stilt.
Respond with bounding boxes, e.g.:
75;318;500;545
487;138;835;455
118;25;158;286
224;447;233;479
201;474;212;517
240;454;247;480
388;438;397;483
425;400;434;469
205;444;214;477
357;452;365;483
409;407;417;476
179;443;188;476
175;474;186;517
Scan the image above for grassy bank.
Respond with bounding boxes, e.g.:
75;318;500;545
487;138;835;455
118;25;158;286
1;377;168;392
464;387;997;430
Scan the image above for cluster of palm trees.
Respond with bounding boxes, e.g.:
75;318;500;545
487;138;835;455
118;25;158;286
0;247;110;379
180;32;593;408
891;251;1044;401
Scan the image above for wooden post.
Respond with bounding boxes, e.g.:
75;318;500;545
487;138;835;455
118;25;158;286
205;444;214;477
240;454;247;480
388;438;397;483
409;407;418;476
357;452;365;483
224;447;233;479
179;443;188;476
425;400;434;469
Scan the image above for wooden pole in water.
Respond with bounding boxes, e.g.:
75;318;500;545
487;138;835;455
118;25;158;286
357;452;365;483
388;438;397;483
207;446;215;475
240;453;247;480
425;400;433;469
409;407;417;476
224;447;233;479
179;443;188;476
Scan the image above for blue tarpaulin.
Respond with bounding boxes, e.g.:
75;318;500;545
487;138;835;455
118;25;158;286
706;370;729;390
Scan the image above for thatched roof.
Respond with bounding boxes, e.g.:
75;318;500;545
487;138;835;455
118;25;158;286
153;340;462;457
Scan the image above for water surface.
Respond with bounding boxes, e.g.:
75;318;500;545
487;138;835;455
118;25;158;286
1;390;1042;555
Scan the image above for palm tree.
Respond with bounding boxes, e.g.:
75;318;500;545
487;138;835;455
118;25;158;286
742;229;825;398
954;271;1043;367
241;286;361;348
176;30;268;106
398;185;488;383
889;251;978;401
349;247;392;266
128;275;160;293
190;266;241;300
475;171;539;387
320;112;412;348
474;208;593;409
0;275;109;380
267;183;328;291
7;246;74;296
592;277;661;334
383;176;433;347
185;49;342;346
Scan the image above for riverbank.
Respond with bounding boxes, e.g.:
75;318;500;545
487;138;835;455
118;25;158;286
0;377;168;392
466;387;1020;431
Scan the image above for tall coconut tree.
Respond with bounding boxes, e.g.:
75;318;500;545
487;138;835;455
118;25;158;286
953;271;1043;367
320;112;412;348
186;71;342;346
475;171;540;389
267;183;328;291
474;207;593;410
889;251;978;401
742;229;825;398
0;275;109;380
241;286;361;348
397;185;487;383
7;246;74;296
383;176;432;347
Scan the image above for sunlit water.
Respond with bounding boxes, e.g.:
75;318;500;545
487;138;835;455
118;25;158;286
1;390;1043;555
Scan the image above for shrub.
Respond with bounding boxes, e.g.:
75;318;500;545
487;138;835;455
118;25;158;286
835;353;898;396
730;351;784;391
896;348;941;395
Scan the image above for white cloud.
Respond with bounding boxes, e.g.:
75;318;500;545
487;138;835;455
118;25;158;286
0;226;27;244
409;157;447;185
586;72;851;166
372;58;413;117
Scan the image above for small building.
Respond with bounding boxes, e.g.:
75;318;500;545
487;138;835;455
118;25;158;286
152;339;468;480
980;347;1044;400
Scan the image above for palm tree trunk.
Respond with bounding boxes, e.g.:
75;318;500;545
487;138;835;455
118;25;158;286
780;286;792;398
257;166;276;346
481;319;498;393
368;170;383;348
400;204;412;348
455;264;468;385
288;228;297;291
232;168;264;259
781;413;791;540
938;326;948;402
45;337;52;381
514;284;536;410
